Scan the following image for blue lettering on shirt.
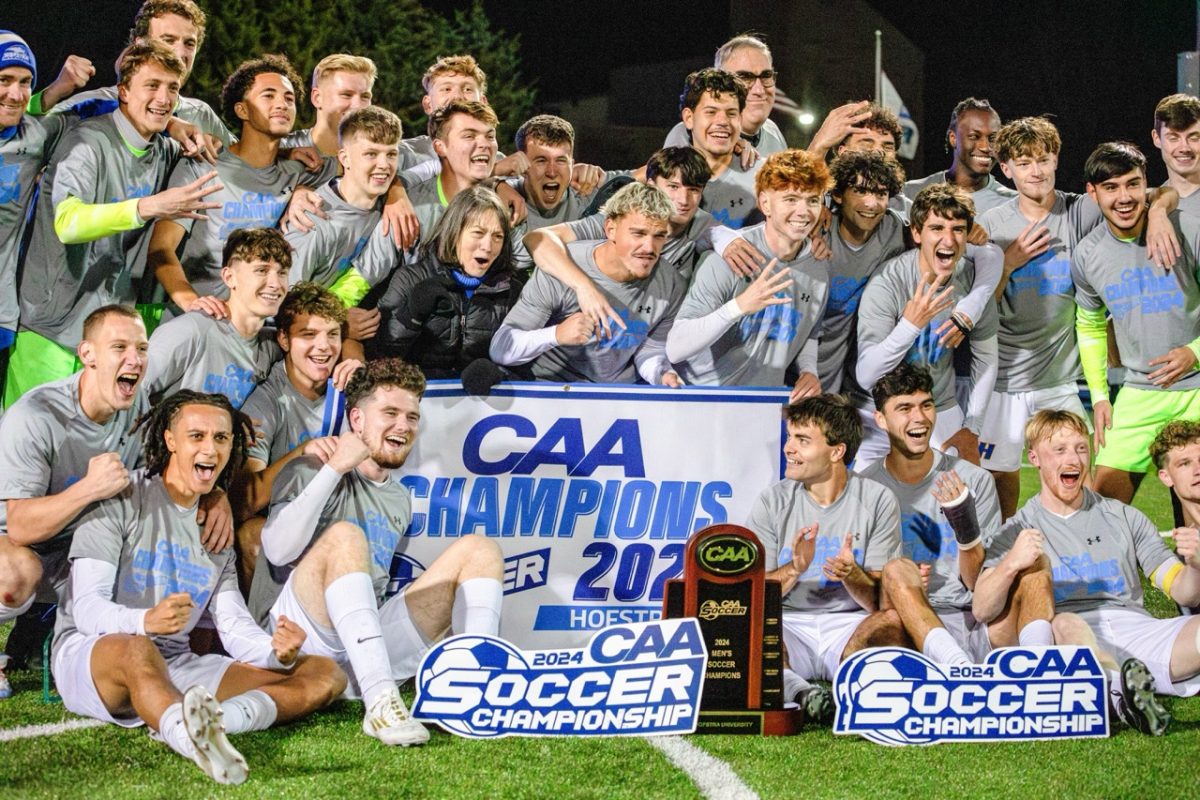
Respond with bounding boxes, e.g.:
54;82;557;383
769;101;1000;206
1051;553;1126;603
348;509;402;574
1007;253;1073;297
826;275;868;317
1101;266;1183;321
596;307;650;351
125;539;215;607
218;191;289;239
901;511;958;563
0;157;20;204
739;299;802;343
203;363;257;408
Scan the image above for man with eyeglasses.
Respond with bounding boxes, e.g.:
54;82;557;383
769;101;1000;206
665;35;787;156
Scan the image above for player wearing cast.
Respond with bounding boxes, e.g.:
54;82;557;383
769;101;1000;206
976;410;1200;735
1152;94;1200;219
143;228;285;408
664;35;787;157
369;186;522;382
234;284;360;586
248;359;504;746
747;394;902;717
855;184;1002;466
148;54;338;313
667;149;829;397
285;106;404;320
976;118;1103;517
0;32;90;371
1073;142;1200;504
40;0;233;147
902;97;1017;216
678;69;761;230
282;54;375;158
491;182;683;386
7;41;221;406
52;391;345;783
860;364;1055;668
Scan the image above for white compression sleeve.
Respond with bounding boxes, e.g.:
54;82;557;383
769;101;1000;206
260;464;342;566
856;319;921;390
665;299;741;363
70;558;147;636
211;589;291;670
489;324;559;366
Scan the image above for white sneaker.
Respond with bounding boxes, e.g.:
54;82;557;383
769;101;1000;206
183;685;250;784
363;688;430;746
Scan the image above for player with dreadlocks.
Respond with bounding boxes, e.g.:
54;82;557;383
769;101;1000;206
51;390;346;785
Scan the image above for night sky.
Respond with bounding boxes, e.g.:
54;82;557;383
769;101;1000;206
9;0;1199;188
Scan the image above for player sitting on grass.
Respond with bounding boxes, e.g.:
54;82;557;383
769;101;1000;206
51;390;346;784
975;410;1200;736
143;227;286;408
247;358;504;746
861;363;1056;667
232;283;361;588
747;394;903;722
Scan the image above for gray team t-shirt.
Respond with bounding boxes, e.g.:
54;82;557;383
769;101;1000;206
979;192;1102;392
664;119;788;156
0;115;73;331
859;450;1000;610
285;179;390;288
902;171;1017;215
171;149;337;300
248;456;412;623
1071;210;1200;391
55;471;237;658
675;222;829;387
242;362;344;465
746;474;901;613
857;250;999;410
502;239;683;383
702;157;763;230
0;373;147;554
20;113;180;348
143;312;281;408
47;87;235;147
818;209;907;399
984;490;1177;613
565;208;717;283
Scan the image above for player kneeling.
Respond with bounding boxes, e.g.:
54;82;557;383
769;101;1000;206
247;358;504;746
51;391;347;785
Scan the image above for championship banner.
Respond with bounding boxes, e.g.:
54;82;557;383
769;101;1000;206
412;618;707;738
834;646;1109;745
393;381;789;648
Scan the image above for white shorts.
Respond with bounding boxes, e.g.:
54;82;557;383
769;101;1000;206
936;609;992;662
1077;607;1200;697
270;575;432;697
52;632;234;727
780;611;867;681
978;383;1088;471
852;404;965;473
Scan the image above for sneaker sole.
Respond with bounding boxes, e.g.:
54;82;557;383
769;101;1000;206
1120;658;1171;737
183;686;250;784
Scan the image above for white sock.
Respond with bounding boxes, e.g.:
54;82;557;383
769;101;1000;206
157;701;195;759
0;593;35;623
451;578;503;635
220;689;278;734
782;668;812;703
325;572;394;708
922;627;971;667
1018;619;1054;647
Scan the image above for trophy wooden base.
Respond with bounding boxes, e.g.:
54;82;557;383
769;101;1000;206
693;707;804;736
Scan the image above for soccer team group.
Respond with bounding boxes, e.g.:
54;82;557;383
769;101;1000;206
1;0;1200;783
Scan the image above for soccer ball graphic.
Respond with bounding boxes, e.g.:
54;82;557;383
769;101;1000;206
415;635;528;737
836;648;940;745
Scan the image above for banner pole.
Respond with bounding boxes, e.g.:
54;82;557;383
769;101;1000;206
874;30;883;103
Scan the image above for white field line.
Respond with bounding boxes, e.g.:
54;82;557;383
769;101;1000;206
645;735;759;800
0;718;105;742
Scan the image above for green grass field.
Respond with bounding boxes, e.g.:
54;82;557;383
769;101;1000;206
3;469;1196;800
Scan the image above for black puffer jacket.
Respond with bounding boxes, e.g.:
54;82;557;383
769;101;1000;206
367;255;524;378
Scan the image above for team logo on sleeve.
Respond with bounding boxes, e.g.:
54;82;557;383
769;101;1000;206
413;618;706;738
834;647;1108;745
